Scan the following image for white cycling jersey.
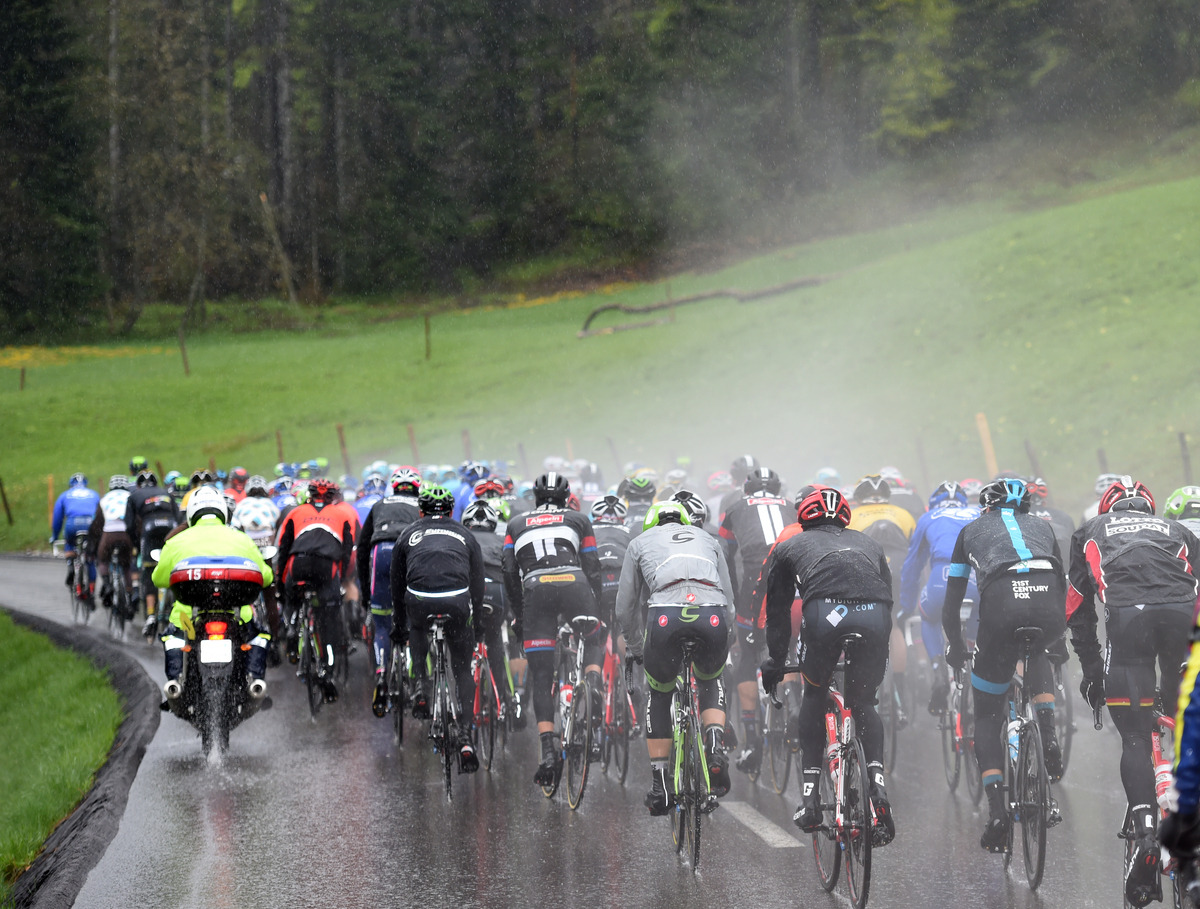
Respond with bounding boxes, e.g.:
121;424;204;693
99;489;131;532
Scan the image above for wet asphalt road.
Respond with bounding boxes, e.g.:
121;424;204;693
3;555;1133;908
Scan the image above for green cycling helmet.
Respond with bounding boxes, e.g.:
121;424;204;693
643;501;691;532
419;483;455;516
1163;486;1200;521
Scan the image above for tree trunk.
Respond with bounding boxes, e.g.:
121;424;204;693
106;0;120;307
224;0;233;141
334;49;346;291
266;0;294;245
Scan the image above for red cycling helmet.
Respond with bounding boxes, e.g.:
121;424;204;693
1098;476;1155;515
308;478;339;506
474;478;507;499
795;484;852;527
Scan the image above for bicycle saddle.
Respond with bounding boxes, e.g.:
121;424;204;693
1014;626;1044;644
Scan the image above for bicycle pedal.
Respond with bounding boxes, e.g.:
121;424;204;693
700;795;720;814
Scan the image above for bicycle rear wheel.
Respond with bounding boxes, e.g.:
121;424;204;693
686;726;703;871
962;685;984;805
880;671;899;773
302;620;322;719
767;698;790;795
1019;721;1048;890
389;646;406;744
1056;666;1075;777
842;737;873;909
941;689;961;793
812;754;841;891
71;555;90;625
476;674;497;771
565;679;592;810
611;687;631;784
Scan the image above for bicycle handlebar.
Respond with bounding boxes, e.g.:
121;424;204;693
1094;703;1103;731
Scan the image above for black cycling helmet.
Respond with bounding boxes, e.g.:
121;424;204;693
533;472;570;507
129;456;148;475
617;476;656;502
419;484;455;516
744;467;781;496
191;468;216;488
136;469;158;488
729;454;759;486
589;494;628;526
979;477;1031;512
854;475;891;504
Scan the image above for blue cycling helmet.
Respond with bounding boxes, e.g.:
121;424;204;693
928;481;968;509
362;473;386;496
69;473;88;488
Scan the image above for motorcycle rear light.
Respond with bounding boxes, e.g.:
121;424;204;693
205;620;228;640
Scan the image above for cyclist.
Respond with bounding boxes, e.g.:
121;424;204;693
703;471;734;535
1066;477;1200;906
941;477;1065;853
129;455;148;476
154;486;272;703
125;469;182;636
226;467;249;504
897;481;980;714
357;467;422;714
759;484;896;846
503;471;604;786
849;475;916;724
719;466;791;775
180;468;218;511
275;478;355;700
51;473;101;607
617;501;734;814
1163;486;1200;537
879;466;924;521
354;473;387;525
1083;472;1124;523
618;475;657;534
87;476;133;613
462;499;523;727
1026;476;1075;559
452;461;490;520
321;482;363;644
390;484;484;773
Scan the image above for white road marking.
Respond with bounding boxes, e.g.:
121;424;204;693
722;801;803;848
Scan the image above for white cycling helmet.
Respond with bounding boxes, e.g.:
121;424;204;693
187;485;229;526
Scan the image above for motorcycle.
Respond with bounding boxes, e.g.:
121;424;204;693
162;555;270;757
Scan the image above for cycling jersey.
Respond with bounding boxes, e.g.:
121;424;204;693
52;486;101;547
501;506;603;614
390;516;484;606
615;523;734;659
945;508;1063;595
356;494;420;600
275;501;355;580
720;492;791;617
762;523;893;666
123;485;181;551
898;504;981;616
849;502;915;600
1029;505;1075;567
96;489;131;533
354;492;382;526
594;523;632;620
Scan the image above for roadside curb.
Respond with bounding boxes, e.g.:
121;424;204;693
4;608;160;909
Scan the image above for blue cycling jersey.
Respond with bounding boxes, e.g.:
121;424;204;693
898;504;980;616
52;487;100;545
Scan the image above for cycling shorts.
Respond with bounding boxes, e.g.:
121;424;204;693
368;541;395;612
285;554;342;610
642;604;730;691
63;517;92;552
97;532;132;567
519;567;599;653
1103;601;1193;713
972;570;1065;689
798;597;891;692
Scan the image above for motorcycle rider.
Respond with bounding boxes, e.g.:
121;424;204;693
153;486;273;703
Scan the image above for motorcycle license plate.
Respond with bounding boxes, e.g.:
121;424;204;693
199;639;234;664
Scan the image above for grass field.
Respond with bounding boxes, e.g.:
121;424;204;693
2;125;1199;550
0;611;122;899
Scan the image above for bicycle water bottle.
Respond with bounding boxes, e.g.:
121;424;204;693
1155;759;1175;811
1006;719;1020;764
559;681;573;716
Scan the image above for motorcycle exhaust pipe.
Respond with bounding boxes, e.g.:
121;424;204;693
249;678;267;699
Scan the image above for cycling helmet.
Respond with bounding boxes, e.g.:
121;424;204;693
670;489;708;527
959;477;983;499
1026;477;1049;505
579;462;603;486
1164;486;1200;521
795;485;852;527
186;485;228;525
1098;476;1155;515
462;461;490;484
307;478;338;507
589;495;628;526
534;472;571;506
245;475;269;498
474;478;507;500
390;467;421;496
293;484;310;505
462;500;500;530
69;473;88;488
617;476;656;502
744;467;781;496
136;469;158;488
129;456;148;474
928;481;968;509
269;477;292;497
360;473;384;496
170;476;189;497
164;470;182;486
228;466;248;489
1094;472;1124;498
854;475;891;504
663;468;688;488
108;475;130;491
978;477;1031;512
190;468;216;488
879;466;904;484
729;455;759;485
707;471;734;493
815;467;841;487
418;484;455;516
642;501;690;531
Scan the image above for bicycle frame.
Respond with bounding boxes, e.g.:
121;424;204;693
428;615;459;802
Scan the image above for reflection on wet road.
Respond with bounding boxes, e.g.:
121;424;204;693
2;557;1130;908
